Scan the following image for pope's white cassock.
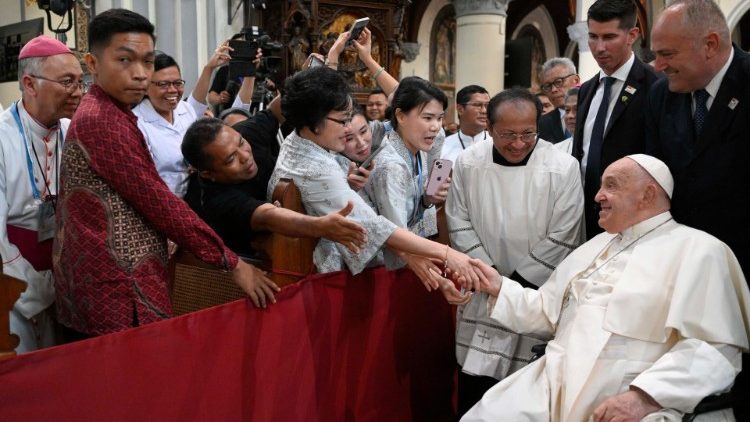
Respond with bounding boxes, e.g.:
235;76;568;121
447;139;584;379
462;212;750;422
0;101;65;352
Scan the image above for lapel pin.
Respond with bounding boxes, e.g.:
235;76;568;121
624;85;637;95
621;95;629;103
728;98;739;110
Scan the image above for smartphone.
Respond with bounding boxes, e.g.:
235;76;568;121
356;144;384;173
228;40;258;78
425;159;453;196
347;17;369;46
308;54;324;68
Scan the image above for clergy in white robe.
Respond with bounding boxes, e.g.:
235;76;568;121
462;155;750;422
448;137;584;374
0;36;84;352
446;88;584;414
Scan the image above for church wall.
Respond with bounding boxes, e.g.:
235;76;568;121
400;0;451;81
0;0;242;108
0;1;77;108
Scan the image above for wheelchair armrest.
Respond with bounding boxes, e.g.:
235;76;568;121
682;392;734;422
529;343;547;363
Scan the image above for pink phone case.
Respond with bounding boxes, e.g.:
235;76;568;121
425;159;452;196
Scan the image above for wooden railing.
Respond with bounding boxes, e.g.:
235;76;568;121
0;269;26;360
170;179;317;314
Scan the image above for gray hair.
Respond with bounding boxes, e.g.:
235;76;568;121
668;0;730;45
17;56;47;90
541;57;577;77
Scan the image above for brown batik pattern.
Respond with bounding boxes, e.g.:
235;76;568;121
54;85;238;335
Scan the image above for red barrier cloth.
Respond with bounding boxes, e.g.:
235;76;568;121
0;267;456;421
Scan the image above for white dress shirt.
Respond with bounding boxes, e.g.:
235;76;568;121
581;53;635;181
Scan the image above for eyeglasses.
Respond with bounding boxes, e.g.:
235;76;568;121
461;102;489;110
29;74;87;93
151;79;186;90
540;74;576;92
493;130;537;143
326;115;353;126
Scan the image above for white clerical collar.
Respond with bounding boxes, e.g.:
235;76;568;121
703;48;734;101
619;211;672;243
458;130;486;143
17;100;59;139
598;52;635;84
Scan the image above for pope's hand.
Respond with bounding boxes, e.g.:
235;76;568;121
592;389;661;422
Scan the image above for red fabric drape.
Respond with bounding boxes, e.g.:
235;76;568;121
0;267;456;421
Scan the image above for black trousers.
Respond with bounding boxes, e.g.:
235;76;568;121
456;367;499;419
732;353;750;419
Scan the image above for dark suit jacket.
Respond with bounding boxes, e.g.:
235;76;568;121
646;46;750;275
574;56;661;239
538;109;565;143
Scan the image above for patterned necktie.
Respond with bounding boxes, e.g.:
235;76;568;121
585;77;615;195
693;89;710;135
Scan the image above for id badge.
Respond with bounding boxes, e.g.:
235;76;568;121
36;198;56;242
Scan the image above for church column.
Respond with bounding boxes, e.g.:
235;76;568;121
567;0;598;81
453;0;511;96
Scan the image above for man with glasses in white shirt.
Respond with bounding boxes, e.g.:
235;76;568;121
441;85;490;163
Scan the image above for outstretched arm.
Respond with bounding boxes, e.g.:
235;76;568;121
250;201;367;253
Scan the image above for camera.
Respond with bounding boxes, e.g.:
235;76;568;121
228;26;283;81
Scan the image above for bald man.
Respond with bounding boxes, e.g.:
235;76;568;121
646;3;750;415
461;156;750;421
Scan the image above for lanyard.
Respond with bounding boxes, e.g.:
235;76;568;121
10;102;62;200
457;131;486;150
409;151;423;226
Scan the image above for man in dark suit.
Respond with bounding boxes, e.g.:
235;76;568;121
538;58;580;143
573;0;660;240
646;0;750;418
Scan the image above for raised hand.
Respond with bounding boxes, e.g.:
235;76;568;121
352;27;372;61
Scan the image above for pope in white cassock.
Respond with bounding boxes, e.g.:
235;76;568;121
461;155;750;422
0;36;83;352
446;88;584;414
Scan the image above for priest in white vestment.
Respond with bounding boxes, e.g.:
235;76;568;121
446;88;584;415
461;155;750;422
0;36;83;352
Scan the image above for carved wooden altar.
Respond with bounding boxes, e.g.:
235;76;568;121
278;0;412;104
